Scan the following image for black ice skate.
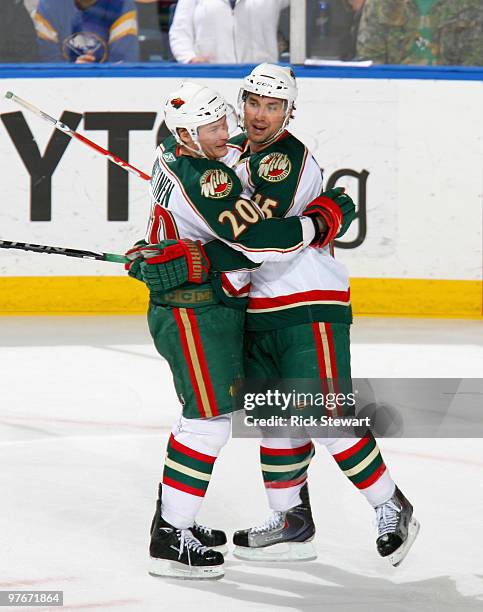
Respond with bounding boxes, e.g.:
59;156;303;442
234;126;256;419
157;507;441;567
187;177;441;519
149;487;224;579
375;486;420;567
192;522;228;555
232;484;316;561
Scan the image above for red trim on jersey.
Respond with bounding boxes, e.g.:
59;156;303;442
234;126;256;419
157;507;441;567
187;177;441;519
248;289;350;310
149;204;162;243
264;474;308;489
354;463;387;490
158;205;179;240
332;435;372;463
169;434;216;464
261;441;313;456
221;273;250;297
186;309;220;417
163;475;206;497
172;308;207;418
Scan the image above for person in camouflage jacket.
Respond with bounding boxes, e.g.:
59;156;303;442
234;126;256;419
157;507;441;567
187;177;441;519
356;0;483;65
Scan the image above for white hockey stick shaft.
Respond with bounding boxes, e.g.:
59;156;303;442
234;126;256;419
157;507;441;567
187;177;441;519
5;91;152;182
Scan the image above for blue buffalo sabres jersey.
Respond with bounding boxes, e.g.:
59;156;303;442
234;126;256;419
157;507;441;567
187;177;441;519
34;0;139;62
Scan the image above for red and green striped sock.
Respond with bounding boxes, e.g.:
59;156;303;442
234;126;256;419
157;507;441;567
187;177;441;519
163;433;216;498
329;434;395;506
261;440;315;490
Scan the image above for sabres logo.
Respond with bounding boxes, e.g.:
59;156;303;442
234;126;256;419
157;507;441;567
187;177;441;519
200;169;233;199
258;152;291;183
170;97;185;109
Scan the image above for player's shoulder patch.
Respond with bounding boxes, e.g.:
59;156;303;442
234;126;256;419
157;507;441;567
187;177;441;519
200;168;234;199
162;151;176;163
257;151;292;183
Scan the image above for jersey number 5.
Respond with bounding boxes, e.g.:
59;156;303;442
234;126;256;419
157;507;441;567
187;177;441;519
218;199;261;239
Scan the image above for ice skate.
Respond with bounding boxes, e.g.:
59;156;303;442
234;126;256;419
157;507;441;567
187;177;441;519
149;488;224;579
192;522;228;555
233;484;316;561
375;486;420;567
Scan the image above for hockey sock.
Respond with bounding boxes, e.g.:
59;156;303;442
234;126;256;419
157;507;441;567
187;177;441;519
161;415;230;528
260;438;315;511
325;434;396;507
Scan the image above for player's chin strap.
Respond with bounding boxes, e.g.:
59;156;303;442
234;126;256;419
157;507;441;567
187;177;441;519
174;133;208;159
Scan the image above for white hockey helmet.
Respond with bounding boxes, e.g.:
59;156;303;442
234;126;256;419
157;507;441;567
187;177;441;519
164;82;236;156
238;63;298;140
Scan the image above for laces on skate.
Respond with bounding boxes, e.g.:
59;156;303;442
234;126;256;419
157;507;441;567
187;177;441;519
178;529;211;564
375;500;401;537
193;523;212;535
249;511;284;534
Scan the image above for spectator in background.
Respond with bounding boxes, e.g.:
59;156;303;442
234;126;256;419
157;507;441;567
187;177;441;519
357;0;483;66
34;0;140;63
340;0;365;60
169;0;289;64
0;0;38;63
306;0;366;61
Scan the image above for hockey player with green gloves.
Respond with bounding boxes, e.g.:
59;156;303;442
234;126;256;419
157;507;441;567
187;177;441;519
224;64;419;568
126;81;338;579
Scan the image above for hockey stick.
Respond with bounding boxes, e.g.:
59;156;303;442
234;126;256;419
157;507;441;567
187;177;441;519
0;240;128;264
4;91;151;182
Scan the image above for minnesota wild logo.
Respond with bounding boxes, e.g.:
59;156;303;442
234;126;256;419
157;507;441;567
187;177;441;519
258;152;291;182
170;97;185;109
200;169;233;199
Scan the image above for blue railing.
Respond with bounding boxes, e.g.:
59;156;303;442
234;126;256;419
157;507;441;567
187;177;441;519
0;63;483;81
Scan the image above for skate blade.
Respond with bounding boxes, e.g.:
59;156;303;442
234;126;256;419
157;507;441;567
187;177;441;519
233;540;317;562
149;557;224;580
389;517;420;567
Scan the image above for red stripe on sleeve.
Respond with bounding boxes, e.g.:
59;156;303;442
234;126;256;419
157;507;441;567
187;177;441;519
149;204;161;243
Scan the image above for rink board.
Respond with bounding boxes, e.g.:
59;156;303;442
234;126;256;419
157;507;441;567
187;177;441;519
0;65;481;316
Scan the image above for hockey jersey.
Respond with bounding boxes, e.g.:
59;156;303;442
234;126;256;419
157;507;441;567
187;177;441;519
34;0;139;62
223;131;352;331
146;135;316;303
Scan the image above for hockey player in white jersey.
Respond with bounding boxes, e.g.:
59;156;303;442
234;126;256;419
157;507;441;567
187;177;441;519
223;64;420;568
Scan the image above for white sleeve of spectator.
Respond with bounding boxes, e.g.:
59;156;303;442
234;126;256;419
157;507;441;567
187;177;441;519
169;0;197;63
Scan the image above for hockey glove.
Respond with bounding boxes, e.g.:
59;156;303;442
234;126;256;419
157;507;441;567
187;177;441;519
322;187;356;238
124;239;149;283
303;187;356;247
140;239;211;293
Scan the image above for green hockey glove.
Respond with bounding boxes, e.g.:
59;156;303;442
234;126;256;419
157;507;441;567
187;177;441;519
140;239;211;293
321;187;356;238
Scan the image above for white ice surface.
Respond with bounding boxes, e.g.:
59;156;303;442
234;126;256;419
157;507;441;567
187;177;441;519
0;316;482;612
